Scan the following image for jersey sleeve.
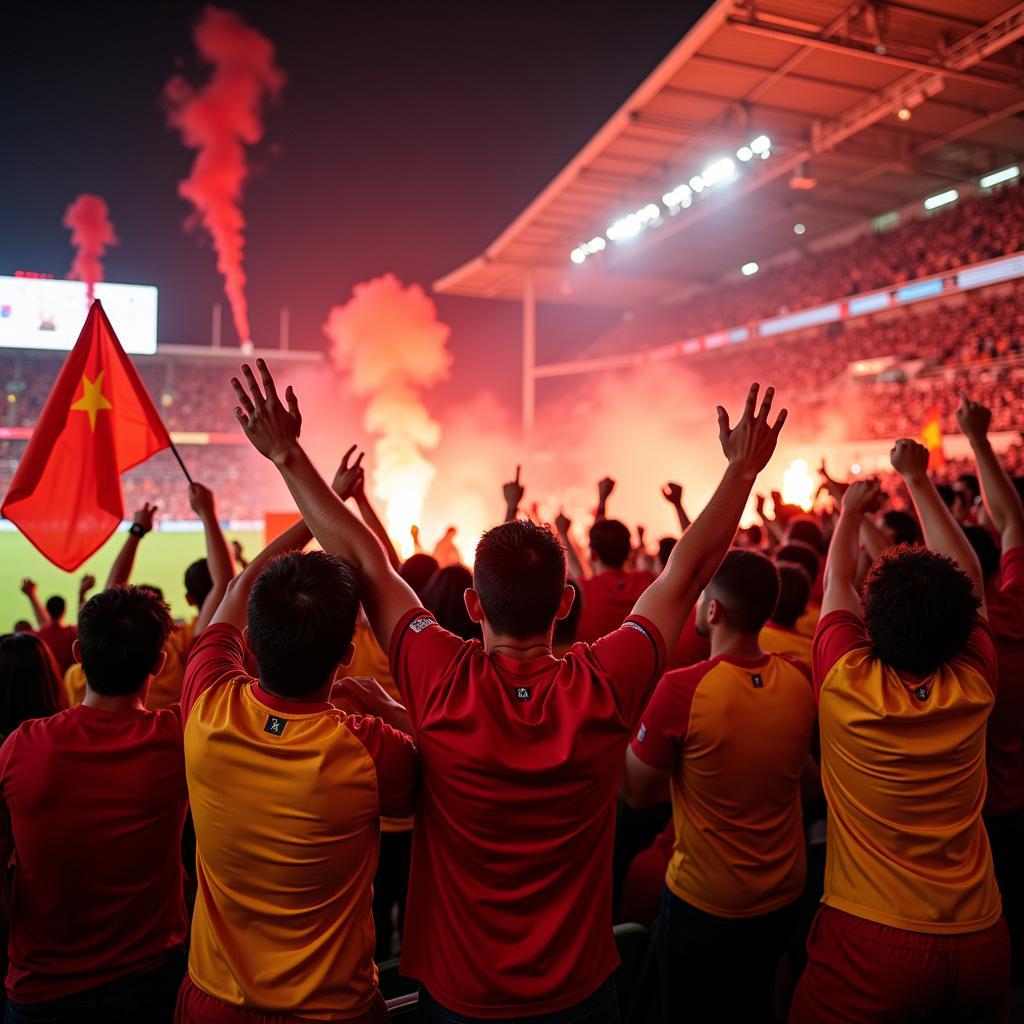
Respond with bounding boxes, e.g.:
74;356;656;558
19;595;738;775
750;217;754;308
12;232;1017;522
589;615;667;729
812;610;870;695
346;715;418;819
0;732;17;870
999;547;1024;615
181;623;251;720
629;664;703;771
389;608;469;728
956;618;999;691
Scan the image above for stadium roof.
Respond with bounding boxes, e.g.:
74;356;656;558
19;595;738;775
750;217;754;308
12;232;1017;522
434;0;1024;309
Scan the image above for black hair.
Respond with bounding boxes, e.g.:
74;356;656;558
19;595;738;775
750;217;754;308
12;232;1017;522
955;474;980;498
772;564;811;629
77;587;174;696
936;483;956;509
862;545;981;676
184;558;214;606
0;633;63;737
963;525;1000;582
421;565;481;642
247;551;360;698
588;519;632;569
881;510;921;546
474;520;567;639
775;541;820;583
786;516;824;553
13;621;33;634
707;549;780;634
399;554;440;598
657;536;677;570
45;595;66;621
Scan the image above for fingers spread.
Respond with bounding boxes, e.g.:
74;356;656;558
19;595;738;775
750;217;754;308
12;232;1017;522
255;359;278;401
240;364;266;406
742;383;759;420
231;377;255;414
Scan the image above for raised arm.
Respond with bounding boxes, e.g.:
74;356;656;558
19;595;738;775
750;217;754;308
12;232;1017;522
755;492;785;546
230;360;420;649
189;483;236;635
20;579;46;628
957;392;1024;553
595;477;614;522
891;437;987;615
502;466;525;523
77;574;96;612
821;480;880;618
105;503;157;589
336;446;402;572
858;509;890;564
555;510;590;581
631;384;787;652
661;482;691;532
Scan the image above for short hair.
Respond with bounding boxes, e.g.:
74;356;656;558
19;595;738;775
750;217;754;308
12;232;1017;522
399;554;440;598
775;541;820;583
657;536;676;570
246;551;360;698
955;474;980;498
773;564;811;629
706;549;780;634
935;483;956;509
45;595;66;620
422;565;481;641
963;525;1000;581
786;516;823;552
78;587;174;696
881;510;921;546
184;558;214;606
862;545;981;676
0;632;63;736
589;519;632;569
13;620;33;634
474;520;567;639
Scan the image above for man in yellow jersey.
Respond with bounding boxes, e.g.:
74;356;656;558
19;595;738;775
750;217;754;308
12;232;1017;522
790;442;1009;1023
760;563;813;666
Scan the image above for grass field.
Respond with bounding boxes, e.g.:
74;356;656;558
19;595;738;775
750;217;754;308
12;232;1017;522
0;528;263;631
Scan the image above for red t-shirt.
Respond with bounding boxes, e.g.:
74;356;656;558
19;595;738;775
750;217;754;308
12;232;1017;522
0;704;188;1002
390;608;666;1018
984;547;1024;816
34;623;77;676
575;570;656;644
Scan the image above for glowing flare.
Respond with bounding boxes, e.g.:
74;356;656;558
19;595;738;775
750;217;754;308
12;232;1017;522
782;459;816;512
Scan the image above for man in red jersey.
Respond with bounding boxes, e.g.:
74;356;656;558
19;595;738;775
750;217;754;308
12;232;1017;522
19;581;78;675
789;444;1009;1024
957;392;1024;984
0;586;187;1022
230;360;786;1023
623;549;816;1021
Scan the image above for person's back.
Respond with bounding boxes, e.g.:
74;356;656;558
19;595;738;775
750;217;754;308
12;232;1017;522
760;562;813;667
0;587;187;1019
35;595;77;676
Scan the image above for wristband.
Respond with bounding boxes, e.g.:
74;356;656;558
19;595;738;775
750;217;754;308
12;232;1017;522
129;523;149;538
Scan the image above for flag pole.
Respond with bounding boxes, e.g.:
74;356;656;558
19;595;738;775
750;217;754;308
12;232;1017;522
168;440;194;485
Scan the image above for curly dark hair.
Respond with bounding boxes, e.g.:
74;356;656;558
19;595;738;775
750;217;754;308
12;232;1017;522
862;545;981;676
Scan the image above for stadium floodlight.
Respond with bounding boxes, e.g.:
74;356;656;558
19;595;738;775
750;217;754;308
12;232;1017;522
700;157;736;188
980;165;1019;188
606;203;660;243
749;134;771;155
736;146;753;162
662;184;693;211
570;248;586;264
741;262;759;276
923;188;958;211
793;223;806;235
568;235;608;264
689;175;705;194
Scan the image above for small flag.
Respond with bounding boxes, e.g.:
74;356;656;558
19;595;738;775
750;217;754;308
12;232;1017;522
1;301;171;570
920;406;946;470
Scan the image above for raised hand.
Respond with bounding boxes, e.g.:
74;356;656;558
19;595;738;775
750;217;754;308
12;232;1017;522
188;482;216;520
956;391;992;444
503;465;525;513
79;574;96;599
717;384;787;478
555;510;571;535
662;482;684;507
890;438;930;481
841;478;882;514
231;359;302;465
597;477;615;501
133;502;158;534
332;445;365;500
20;578;36;597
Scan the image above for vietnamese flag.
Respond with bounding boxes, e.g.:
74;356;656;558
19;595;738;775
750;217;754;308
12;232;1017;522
1;300;171;570
920;405;947;470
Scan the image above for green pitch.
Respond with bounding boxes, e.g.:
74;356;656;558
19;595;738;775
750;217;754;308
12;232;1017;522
0;528;264;631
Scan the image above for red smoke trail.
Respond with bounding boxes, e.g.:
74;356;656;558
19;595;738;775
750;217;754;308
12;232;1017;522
164;5;283;344
63;195;117;303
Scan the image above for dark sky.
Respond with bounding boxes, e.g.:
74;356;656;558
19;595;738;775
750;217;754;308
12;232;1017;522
4;2;711;410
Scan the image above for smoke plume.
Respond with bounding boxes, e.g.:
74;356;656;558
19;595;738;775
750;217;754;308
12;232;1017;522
63;195;117;303
324;274;452;554
164;5;283;344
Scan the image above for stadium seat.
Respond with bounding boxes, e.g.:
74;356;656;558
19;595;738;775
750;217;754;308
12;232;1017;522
378;957;418;999
386;990;419;1019
614;922;657;1022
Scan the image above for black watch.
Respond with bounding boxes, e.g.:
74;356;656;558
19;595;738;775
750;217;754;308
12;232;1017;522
129;523;148;538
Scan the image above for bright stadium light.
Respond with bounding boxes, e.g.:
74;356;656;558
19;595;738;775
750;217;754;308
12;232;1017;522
923;188;958;210
570;248;585;264
606;203;660;243
980;165;1019;188
793;223;806;235
700;157;736;187
662;184;692;210
689;175;705;193
741;261;759;276
736;146;753;162
750;134;771;155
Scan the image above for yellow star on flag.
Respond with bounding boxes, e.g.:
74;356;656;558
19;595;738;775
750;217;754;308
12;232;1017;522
70;371;113;431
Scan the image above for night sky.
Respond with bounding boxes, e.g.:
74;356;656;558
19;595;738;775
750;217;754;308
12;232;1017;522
4;2;711;410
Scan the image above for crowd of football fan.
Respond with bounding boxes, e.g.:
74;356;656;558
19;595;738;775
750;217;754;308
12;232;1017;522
2;355;1023;1023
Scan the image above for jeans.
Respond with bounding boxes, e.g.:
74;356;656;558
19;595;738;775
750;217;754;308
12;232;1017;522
418;978;619;1024
5;948;186;1024
657;887;798;1024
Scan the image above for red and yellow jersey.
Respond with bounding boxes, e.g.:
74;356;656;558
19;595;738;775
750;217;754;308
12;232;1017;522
760;622;813;667
63;662;86;708
181;625;417;1020
796;602;821;638
575;570;656;644
631;653;816;917
984;547;1024;815
813;610;1000;934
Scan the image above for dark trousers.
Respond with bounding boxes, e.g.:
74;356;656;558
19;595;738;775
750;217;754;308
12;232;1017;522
657;887;798;1024
373;828;413;961
5;948;186;1024
418;979;618;1024
985;807;1024;986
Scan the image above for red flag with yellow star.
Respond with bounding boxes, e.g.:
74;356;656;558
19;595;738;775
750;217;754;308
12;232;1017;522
1;300;171;570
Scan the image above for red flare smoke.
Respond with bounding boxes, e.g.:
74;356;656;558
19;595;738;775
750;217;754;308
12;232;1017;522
63;195;118;303
164;5;283;344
